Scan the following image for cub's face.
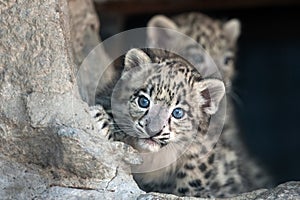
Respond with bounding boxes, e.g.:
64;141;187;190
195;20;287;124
111;49;225;153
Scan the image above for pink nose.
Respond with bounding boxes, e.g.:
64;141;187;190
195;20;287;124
142;104;168;137
145;119;166;137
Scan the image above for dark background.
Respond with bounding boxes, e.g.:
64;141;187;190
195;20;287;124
94;0;300;185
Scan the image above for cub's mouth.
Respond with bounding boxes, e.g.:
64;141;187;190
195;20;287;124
144;137;160;145
137;137;163;152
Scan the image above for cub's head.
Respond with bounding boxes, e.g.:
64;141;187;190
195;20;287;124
112;49;225;153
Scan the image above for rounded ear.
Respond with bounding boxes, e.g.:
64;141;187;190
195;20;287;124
197;79;225;115
148;15;178;29
147;15;179;48
223;19;241;44
124;49;151;72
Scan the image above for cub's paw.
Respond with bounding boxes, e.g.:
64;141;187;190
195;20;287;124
89;105;113;140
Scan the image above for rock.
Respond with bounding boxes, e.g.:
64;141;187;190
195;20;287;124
0;154;48;199
254;181;300;200
138;182;300;200
39;168;143;200
0;0;143;199
225;189;268;200
138;193;201;200
68;0;100;67
67;0;117;105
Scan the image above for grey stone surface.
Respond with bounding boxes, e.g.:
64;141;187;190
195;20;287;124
226;189;268;200
68;0;100;67
254;181;300;200
0;154;48;199
39;168;143;200
68;0;117;105
138;193;203;200
138;182;300;200
0;0;143;199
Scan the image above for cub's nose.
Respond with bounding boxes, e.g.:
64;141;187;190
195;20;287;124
139;103;169;137
145;121;165;137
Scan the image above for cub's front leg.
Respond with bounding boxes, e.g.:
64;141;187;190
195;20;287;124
89;105;114;140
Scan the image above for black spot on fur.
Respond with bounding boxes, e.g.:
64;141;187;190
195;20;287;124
230;186;239;193
143;183;155;192
187;154;198;159
224;161;235;175
194;187;205;192
187;75;193;85
178;68;185;73
178;187;189;194
177;171;187;179
189;179;202;188
102;121;109;129
198;163;207;172
204;170;212;179
161;182;172;189
184;163;195;170
224;177;235;186
224;56;234;65
210;181;219;190
197;125;202;133
208;154;215;164
196;35;201;43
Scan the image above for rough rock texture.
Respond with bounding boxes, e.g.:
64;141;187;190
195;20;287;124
254;181;300;200
67;0;117;105
0;0;142;199
68;0;100;66
0;154;48;199
139;182;300;200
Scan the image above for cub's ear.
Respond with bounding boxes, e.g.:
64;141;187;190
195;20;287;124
197;79;225;115
147;15;178;48
124;49;151;72
148;15;178;29
223;19;241;45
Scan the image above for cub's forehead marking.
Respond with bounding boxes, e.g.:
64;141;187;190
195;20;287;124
124;50;207;109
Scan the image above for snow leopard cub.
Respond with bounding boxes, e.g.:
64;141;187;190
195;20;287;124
93;47;253;197
111;48;230;197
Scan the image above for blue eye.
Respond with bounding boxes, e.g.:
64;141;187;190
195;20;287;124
138;96;150;108
172;108;184;119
